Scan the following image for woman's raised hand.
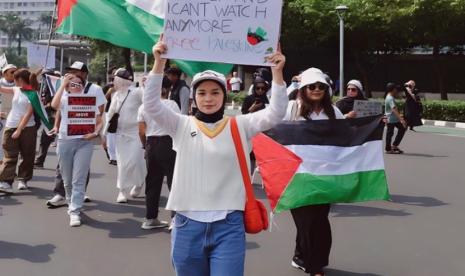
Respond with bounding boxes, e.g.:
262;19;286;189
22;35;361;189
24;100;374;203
267;43;286;85
152;34;168;74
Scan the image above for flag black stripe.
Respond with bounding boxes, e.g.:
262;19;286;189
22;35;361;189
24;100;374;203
264;115;384;147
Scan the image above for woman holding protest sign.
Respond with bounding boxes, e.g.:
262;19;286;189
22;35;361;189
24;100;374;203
285;68;344;276
50;73;106;227
0;69;38;194
335;79;368;119
144;36;287;276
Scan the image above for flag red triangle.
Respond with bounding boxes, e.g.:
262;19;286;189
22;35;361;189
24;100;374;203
252;134;302;212
57;0;78;27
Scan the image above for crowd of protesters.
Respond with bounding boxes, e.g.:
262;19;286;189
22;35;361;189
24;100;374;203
0;43;422;275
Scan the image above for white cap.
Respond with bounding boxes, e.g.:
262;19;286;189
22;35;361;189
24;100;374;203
2;64;17;74
298;67;328;89
191;70;227;91
347;79;363;92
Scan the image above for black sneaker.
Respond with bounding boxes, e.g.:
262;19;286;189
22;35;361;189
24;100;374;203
291;256;307;273
34;162;44;169
109;160;117;166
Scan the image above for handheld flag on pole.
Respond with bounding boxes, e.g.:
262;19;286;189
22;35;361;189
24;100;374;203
55;0;233;76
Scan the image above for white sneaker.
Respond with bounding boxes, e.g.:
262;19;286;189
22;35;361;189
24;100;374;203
17;180;28;190
69;214;81;227
0;181;13;194
116;191;128;203
46;194;67;208
141;218;169;230
130;185;142;198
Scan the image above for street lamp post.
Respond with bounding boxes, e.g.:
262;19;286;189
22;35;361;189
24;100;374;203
336;5;348;98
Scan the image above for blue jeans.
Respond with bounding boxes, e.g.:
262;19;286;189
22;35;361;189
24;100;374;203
57;139;94;215
171;211;246;276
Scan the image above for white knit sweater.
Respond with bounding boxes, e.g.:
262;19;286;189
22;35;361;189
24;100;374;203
143;73;288;211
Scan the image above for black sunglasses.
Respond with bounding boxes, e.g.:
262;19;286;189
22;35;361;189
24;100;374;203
306;83;328;91
255;86;267;91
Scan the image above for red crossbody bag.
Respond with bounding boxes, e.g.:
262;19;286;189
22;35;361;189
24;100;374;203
230;118;269;234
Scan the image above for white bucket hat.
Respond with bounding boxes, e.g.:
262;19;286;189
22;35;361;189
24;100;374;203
298;67;329;89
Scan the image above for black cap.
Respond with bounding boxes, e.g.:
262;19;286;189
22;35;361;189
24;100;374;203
66;61;89;73
114;68;133;81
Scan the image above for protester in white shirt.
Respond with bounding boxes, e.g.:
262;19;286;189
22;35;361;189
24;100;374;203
50;73;106;227
138;76;180;230
229;71;242;93
0;69;38;194
144;38;287;276
284;68;344;276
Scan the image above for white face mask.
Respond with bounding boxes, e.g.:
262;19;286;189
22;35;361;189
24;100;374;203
113;76;132;90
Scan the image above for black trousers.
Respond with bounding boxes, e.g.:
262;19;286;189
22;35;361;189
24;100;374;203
54;164;90;197
385;122;406;151
291;204;332;274
35;129;55;165
145;136;176;219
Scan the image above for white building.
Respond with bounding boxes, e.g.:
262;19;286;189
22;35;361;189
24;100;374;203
0;0;55;47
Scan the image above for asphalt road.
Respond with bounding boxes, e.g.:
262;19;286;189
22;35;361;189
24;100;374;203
1;126;465;276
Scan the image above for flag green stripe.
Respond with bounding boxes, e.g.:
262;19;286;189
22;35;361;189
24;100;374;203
274;170;390;213
56;0;233;76
22;90;53;130
57;0;163;54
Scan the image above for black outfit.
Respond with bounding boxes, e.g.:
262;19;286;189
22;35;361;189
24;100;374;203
291;204;332;274
169;79;189;110
335;91;367;115
404;90;423;129
34;77;57;166
385;122;406;151
145;136;176;219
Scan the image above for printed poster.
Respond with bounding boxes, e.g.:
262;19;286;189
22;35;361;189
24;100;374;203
67;95;96;138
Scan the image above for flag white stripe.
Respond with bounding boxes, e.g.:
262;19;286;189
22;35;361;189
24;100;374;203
286;140;385;176
126;0;167;18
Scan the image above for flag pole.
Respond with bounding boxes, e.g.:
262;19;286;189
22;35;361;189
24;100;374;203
44;1;57;69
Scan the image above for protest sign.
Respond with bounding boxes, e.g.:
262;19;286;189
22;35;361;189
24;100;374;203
354;100;383;118
27;44;55;69
162;0;283;66
0;53;7;69
67;95;97;138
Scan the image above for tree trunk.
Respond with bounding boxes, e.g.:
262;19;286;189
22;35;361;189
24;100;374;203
17;35;21;56
352;50;372;98
122;48;133;76
433;45;447;100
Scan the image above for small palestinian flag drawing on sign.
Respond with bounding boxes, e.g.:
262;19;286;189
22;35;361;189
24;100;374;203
247;27;268;46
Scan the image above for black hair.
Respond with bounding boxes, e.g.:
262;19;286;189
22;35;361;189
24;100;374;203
385;82;397;98
165;67;182;78
298;84;336;120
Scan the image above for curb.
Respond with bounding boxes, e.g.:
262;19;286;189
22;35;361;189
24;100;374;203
422;119;465;129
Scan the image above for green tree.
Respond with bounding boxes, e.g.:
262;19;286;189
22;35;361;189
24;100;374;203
0;13;33;56
282;0;465;99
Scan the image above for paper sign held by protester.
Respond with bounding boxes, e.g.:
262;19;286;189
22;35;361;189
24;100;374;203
67;95;97;138
162;0;283;66
354;100;383;118
0;53;7;69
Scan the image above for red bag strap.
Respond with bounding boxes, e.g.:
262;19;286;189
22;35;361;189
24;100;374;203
230;117;255;202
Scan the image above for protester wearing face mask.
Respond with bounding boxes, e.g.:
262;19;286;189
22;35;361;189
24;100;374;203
144;37;287;276
50;73;106;226
104;68;146;203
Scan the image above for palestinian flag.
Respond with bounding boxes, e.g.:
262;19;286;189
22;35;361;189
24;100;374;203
45;74;62;96
252;116;390;214
56;0;233;76
22;90;53;131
